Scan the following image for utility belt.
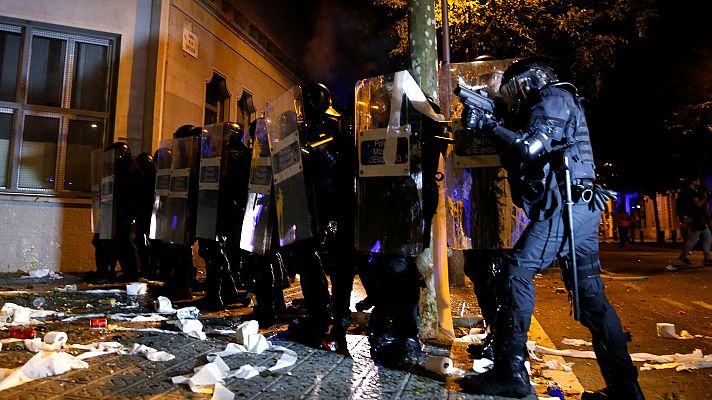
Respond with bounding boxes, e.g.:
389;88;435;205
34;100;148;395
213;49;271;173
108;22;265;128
571;179;594;204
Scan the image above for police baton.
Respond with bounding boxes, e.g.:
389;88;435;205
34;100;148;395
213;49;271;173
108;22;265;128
563;156;581;321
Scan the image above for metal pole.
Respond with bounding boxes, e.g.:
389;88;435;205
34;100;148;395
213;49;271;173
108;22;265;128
441;0;450;65
563;156;580;320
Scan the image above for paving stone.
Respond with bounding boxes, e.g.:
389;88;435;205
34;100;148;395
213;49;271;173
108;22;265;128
0;273;527;399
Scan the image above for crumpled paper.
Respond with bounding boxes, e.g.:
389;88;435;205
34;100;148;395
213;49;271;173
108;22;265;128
173;329;300;396
128;343;175;361
472;358;494;374
454;327;487;344
110;313;168;322
172;355;231;393
70;342;125;360
542;359;574;372
155;296;175;313
171;319;207;340
212;382;235;400
0;351;88;391
530;340;712;371
1;303;57;324
639;349;712;371
561;338;592;347
656;322;704;340
233;320;269;354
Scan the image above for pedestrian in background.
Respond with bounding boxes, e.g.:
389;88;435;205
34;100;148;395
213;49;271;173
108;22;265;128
676;178;712;266
614;209;632;248
678;190;712;266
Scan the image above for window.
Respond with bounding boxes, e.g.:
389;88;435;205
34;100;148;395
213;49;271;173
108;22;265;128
0;19;118;194
204;73;230;125
237;89;256;128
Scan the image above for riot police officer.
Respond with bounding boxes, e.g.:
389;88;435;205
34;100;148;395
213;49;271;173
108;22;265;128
91;141;141;283
159;125;202;301
457;58;644;399
272;83;340;347
195;123;247;310
240;118;290;327
354;71;449;369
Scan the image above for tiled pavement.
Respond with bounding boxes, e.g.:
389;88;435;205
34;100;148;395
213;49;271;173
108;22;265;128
0;274;544;399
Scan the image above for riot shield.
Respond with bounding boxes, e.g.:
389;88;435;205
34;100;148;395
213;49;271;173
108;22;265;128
354;70;444;256
90;149;102;235
98;148;117;240
195;123;228;240
240;118;274;255
164;133;201;245
439;59;528;249
149;143;172;241
267;87;315;247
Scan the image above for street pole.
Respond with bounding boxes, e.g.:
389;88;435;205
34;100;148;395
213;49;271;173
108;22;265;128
409;0;454;341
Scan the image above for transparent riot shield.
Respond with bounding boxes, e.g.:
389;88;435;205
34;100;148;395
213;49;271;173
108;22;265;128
149;144;172;241
164;134;200;245
90;149;102;235
98;148;117;239
240;118;274;255
439;59;528;249
195;123;229;241
354;70;444;256
267;87;315;247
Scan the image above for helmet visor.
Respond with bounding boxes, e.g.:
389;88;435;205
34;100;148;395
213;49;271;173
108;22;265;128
499;77;520;109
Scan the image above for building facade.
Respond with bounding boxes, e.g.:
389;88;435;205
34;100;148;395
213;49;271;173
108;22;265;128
0;0;302;273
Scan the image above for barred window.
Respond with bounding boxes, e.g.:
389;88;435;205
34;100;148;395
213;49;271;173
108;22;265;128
0;19;118;194
205;73;230;125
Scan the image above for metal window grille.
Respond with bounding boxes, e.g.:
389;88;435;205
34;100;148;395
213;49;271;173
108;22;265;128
0;19;117;195
205;73;230;125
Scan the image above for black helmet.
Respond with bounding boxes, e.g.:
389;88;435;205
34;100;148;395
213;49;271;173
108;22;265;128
227;122;249;150
302;82;333;116
135;152;154;171
153;147;172;169
500;58;558;111
106;141;131;160
173;124;197;138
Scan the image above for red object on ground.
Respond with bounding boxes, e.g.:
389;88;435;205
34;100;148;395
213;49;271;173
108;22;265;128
9;327;36;339
89;317;107;329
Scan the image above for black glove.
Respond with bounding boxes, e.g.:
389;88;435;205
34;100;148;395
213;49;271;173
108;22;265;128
590;184;617;212
462;106;498;134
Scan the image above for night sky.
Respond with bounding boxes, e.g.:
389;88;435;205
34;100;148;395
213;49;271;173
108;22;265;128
252;0;712;191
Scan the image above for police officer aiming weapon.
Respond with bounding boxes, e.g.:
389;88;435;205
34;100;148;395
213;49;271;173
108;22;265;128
455;58;643;400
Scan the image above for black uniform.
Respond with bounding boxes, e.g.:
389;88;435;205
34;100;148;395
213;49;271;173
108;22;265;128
283;83;344;347
353;71;449;369
91;142;141;283
458;60;644;400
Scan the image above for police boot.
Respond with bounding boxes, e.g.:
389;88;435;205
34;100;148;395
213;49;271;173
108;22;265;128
459;310;532;398
219;264;241;306
458;351;531;398
467;332;495;361
582;382;646;400
396;337;424;368
200;260;228;310
287;316;331;348
368;332;396;366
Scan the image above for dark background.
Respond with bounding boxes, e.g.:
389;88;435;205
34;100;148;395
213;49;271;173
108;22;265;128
252;0;712;191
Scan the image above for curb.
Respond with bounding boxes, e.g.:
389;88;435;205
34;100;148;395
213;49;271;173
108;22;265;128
529;315;584;398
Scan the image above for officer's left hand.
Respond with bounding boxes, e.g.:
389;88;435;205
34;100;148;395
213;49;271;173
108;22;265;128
590;184;617;212
462;106;498;134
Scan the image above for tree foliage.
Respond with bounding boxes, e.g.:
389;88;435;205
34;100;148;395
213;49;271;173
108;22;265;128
374;0;657;99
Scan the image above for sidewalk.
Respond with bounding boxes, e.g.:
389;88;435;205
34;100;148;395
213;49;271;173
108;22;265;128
0;273;579;399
